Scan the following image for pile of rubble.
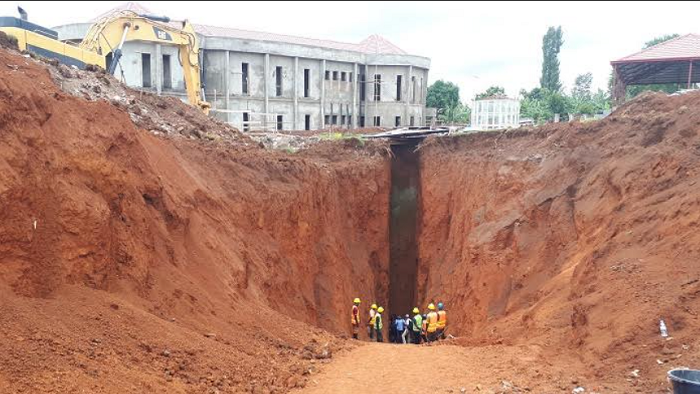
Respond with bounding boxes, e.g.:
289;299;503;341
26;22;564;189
46;59;249;145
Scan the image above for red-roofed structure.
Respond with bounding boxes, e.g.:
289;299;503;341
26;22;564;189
90;2;153;22
611;34;700;104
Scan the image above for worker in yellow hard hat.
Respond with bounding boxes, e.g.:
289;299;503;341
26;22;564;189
351;298;361;339
426;303;439;343
367;303;378;340
375;306;385;342
410;307;423;344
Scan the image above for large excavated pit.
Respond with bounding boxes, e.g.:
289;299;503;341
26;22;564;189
2;43;700;393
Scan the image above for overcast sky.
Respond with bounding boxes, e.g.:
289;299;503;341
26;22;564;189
2;1;697;102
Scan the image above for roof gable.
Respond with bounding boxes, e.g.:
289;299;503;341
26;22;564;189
613;34;700;64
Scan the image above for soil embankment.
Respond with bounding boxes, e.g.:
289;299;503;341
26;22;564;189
0;45;390;393
417;94;700;391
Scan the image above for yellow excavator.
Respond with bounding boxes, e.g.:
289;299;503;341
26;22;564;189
0;8;210;114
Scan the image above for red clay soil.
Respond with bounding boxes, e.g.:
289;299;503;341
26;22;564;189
3;38;700;393
417;93;700;392
0;47;390;393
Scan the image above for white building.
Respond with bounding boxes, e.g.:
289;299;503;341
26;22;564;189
470;95;520;131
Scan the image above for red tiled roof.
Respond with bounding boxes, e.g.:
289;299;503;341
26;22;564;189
90;2;153;22
94;2;408;55
612;34;700;64
195;25;407;55
358;35;407;55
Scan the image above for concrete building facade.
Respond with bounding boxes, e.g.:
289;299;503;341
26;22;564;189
53;3;431;131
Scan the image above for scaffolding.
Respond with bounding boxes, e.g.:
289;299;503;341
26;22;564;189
210;109;291;133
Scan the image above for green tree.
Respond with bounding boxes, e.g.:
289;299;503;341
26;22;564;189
520;87;572;123
592;88;611;112
520;88;552;123
546;90;570;117
572;73;593;101
426;80;460;115
644;34;680;49
475;86;506;100
571;73;595;115
540;26;564;92
627;34;682;98
440;103;471;124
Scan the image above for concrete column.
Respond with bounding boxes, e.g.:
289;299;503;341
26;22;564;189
155;44;162;95
352;63;358;129
264;53;270;129
293;56;299;130
405;65;413;127
365;64;370;122
612;65;626;108
423;69;429;123
320;59;326;127
224;50;230;122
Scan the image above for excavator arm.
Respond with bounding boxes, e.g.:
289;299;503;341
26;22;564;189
80;11;210;114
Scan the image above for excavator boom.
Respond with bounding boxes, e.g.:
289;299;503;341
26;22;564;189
81;11;210;114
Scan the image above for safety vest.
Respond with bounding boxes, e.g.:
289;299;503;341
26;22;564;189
426;311;439;333
437;310;447;329
368;309;376;326
375;313;383;330
412;314;423;332
351;305;360;325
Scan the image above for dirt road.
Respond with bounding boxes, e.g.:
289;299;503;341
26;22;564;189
297;341;589;394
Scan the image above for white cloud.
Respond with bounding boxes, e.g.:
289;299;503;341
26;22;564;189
2;1;698;103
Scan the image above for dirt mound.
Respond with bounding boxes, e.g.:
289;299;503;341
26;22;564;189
44;56;247;144
417;90;700;392
0;47;389;393
0;31;18;50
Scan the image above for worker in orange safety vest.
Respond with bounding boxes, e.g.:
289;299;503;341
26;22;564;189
351;298;361;339
425;303;439;343
436;302;447;340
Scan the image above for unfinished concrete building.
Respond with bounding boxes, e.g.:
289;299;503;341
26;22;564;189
52;3;431;131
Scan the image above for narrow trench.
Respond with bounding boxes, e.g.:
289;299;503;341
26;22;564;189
388;141;421;316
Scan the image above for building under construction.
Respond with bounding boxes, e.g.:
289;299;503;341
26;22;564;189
52;2;432;131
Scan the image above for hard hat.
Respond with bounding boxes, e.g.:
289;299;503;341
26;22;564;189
438;302;444;310
353;298;361;304
371;303;378;310
405;314;410;318
412;307;420;314
377;306;384;313
428;303;436;311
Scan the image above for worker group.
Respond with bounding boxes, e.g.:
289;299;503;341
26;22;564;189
350;298;447;344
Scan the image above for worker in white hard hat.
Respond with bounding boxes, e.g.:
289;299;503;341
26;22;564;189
351;298;361;339
367;303;378;340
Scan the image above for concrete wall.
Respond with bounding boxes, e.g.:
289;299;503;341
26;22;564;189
363;65;429;127
116;42;186;94
53;23;91;41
